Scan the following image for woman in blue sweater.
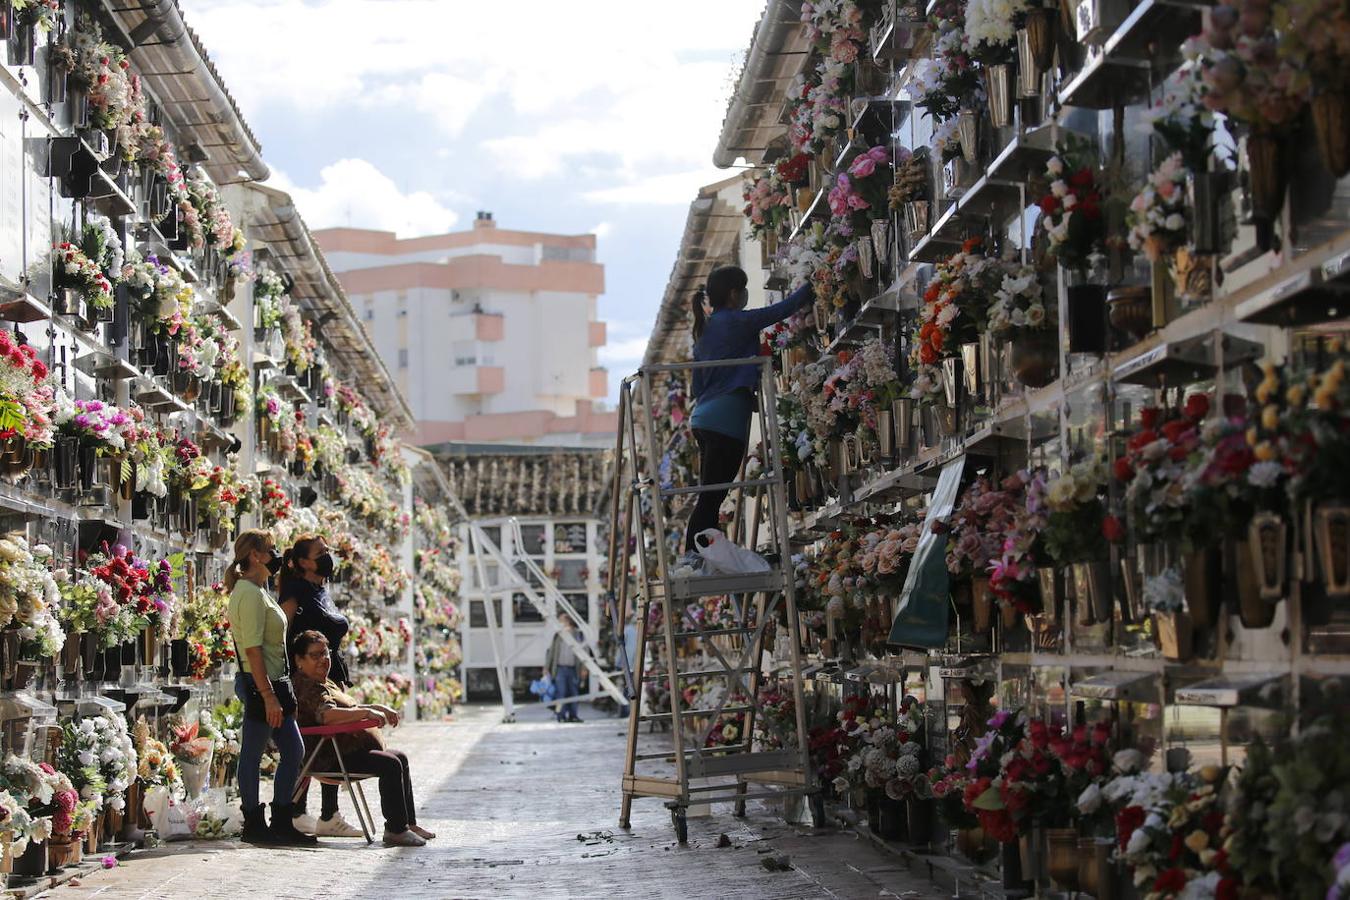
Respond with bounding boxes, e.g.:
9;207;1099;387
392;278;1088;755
682;265;815;563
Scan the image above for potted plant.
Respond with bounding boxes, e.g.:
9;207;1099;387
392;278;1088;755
1036;462;1113;624
987;261;1055;388
48;241;112;327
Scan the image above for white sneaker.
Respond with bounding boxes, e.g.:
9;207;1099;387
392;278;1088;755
315;813;365;838
383;828;427;847
291;812;318;835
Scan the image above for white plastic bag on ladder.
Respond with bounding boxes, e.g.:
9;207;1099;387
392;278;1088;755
694;529;770;575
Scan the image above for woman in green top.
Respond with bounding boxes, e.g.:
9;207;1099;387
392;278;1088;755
226;529;314;846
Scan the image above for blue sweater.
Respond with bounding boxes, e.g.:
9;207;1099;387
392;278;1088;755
689;284;815;440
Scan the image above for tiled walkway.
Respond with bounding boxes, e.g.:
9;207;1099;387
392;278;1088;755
41;704;947;899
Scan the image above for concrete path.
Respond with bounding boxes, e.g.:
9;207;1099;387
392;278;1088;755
39;704;947;899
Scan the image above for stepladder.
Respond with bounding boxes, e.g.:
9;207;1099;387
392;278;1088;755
609;355;818;843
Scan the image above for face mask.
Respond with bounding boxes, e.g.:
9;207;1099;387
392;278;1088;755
266;549;283;575
315;553;335;579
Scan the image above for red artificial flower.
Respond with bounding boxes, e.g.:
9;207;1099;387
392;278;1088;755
1183;392;1210;421
1116;806;1145;851
1113;457;1135;482
1127;428;1159;451
1215;878;1239;900
1039;195;1058;216
1141;407;1161;429
1069;168;1095;190
1154;868;1188;893
1102;514;1126;543
1161;419;1193;444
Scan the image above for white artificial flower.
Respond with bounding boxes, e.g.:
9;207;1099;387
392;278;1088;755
1050;179;1069;198
1077;783;1103;815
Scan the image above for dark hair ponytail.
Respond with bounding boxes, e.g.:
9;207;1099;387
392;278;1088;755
690;266;749;342
691;288;708;340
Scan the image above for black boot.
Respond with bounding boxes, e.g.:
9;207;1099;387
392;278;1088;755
270;802;318;845
240;804;274;845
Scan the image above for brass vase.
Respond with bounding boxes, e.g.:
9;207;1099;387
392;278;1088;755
1024;7;1056;70
1107;285;1153;343
1245;132;1287;224
1315;503;1350;598
1009;331;1057;388
1071;560;1112;625
1182;545;1222;626
1045;828;1080;890
957;108;979;164
1155;609;1194;661
1312;90;1350;178
971;576;994;633
1078;836;1115;899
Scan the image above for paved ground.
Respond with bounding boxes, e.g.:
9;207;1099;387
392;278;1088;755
40;704;947;900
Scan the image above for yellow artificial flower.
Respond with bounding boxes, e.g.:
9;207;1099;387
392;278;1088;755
1199;764;1223;783
1262;404;1279;431
1247;427;1260;448
1254;442;1277;462
1288;384;1307;407
1316;388;1337;411
1184;829;1210;853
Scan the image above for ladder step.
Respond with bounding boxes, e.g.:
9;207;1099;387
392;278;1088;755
665;570;784;600
642;667;756;682
659;475;781;497
641;705;754;721
672;625;757;639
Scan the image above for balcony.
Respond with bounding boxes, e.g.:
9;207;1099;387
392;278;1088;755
588;321;607;348
589;367;608;398
448;365;505;395
447;312;505;343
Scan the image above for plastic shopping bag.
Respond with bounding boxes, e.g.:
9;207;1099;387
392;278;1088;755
694;529;770;575
143;785;195;841
530;673;556;702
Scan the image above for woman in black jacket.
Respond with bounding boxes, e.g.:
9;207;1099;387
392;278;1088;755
278;534;363;838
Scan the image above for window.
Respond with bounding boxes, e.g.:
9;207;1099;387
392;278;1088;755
398;348;408;368
512;593;543;624
469;599;504;628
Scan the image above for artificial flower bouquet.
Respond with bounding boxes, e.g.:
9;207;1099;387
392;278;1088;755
1038;139;1106;271
1038;461;1112;564
48;242;113;311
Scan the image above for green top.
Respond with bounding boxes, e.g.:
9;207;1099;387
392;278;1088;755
228;579;288;679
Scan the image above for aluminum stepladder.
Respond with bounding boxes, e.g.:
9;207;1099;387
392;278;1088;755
450;492;627;723
612;356;815;843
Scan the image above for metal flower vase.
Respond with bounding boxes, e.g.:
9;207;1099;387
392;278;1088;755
1009;331;1058;388
1046;828;1080;890
1016;28;1043;97
971;576;994;633
1312;90;1350;178
1245;132;1286;248
903;201;930;243
985;64;1015;129
1188;171;1227;255
1182;546;1222;626
1237;512;1287;628
892;398;913;451
1155;609;1194;661
857;235;875;279
876;408;895;464
1314;503;1350;598
1072;560;1112;625
957;109;978;164
870;218;891;268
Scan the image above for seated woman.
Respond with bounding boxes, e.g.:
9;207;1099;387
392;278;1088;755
290;630;436;847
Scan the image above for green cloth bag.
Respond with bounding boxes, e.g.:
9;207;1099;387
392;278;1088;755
888;456;966;649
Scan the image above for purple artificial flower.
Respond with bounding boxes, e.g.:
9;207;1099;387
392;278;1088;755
987;709;1011;730
73;414;90;429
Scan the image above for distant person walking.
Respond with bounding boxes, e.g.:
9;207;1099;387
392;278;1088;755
681;266;814;567
546;614;584;723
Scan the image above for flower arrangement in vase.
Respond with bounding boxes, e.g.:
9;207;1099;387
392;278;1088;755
0;328;55;450
1038;140;1105;271
911;1;983;122
49;242;114;313
1128;152;1190;263
743;168;793;243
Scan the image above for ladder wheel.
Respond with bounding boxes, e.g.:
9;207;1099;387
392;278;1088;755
671;807;688;844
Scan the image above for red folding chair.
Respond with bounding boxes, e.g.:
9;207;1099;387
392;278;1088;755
292;720;381;844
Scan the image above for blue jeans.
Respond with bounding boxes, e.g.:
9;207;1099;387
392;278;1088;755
234;672;304;811
554;665;579;721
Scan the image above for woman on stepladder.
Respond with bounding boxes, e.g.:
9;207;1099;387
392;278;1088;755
677;265;814;572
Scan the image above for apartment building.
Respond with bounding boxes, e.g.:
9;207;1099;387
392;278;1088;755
315;214;617;448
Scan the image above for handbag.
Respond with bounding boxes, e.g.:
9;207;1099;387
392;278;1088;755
240;673;297;723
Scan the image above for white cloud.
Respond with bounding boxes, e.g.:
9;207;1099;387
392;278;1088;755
592;222;613;240
181;0;763;199
584;168;733;206
598;336;649;370
268;159;458;237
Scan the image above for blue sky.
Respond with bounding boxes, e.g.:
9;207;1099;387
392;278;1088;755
179;0;766;401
